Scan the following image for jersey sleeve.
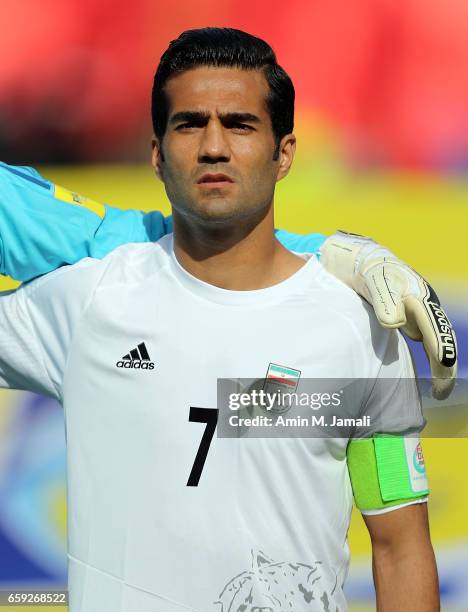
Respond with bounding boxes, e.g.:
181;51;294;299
347;329;429;515
89;206;172;259
0;162;171;281
0;257;107;400
274;228;327;254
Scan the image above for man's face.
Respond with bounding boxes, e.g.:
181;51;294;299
152;66;295;224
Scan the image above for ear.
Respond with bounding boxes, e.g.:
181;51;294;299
151;137;164;181
276;133;296;183
251;549;274;569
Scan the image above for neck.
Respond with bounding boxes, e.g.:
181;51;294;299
172;204;306;290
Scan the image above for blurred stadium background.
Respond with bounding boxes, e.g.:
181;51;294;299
0;1;467;610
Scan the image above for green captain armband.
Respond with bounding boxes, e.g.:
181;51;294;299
347;434;430;511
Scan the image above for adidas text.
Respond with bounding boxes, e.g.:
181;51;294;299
116;360;155;370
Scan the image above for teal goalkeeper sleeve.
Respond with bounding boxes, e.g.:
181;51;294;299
0;162;327;281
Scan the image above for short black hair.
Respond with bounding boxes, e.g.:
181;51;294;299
151;27;295;159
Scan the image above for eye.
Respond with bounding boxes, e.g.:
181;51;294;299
176;122;199;131
231;122;253;132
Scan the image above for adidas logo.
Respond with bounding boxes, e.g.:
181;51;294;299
116;342;155;370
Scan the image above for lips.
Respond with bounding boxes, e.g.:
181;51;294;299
197;173;233;184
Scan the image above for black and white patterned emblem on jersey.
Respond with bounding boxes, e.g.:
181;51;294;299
116;342;155;370
214;549;339;611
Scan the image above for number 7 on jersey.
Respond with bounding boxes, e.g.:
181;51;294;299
187;407;218;486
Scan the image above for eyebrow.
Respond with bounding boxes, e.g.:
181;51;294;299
169;111;262;125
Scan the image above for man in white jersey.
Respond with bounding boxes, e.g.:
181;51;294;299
0;28;438;611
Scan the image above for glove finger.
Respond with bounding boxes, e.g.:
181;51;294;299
404;294;457;399
405;284;458;368
362;264;407;328
429;357;456;400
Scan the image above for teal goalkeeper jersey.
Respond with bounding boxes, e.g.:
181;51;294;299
0;161;327;281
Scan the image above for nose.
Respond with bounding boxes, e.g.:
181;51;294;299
198;119;230;164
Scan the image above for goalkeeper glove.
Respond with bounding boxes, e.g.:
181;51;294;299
320;231;457;400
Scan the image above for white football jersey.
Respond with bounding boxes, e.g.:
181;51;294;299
0;235;425;612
